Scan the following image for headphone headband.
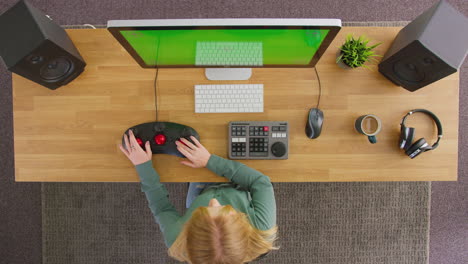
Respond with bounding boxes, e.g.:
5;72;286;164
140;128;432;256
401;109;443;149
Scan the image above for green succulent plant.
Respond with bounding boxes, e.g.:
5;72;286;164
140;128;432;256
337;35;382;68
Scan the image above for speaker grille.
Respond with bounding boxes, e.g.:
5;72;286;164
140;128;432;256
393;59;426;83
378;41;457;91
39;57;73;81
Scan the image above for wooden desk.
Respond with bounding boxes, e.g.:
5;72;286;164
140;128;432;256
13;27;459;182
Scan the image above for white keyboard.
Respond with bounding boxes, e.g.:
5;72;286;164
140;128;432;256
195;41;263;66
194;84;264;113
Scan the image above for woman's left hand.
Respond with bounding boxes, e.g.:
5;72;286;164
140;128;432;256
119;130;152;166
176;136;211;168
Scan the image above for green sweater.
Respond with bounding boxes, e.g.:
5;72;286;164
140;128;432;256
135;154;277;248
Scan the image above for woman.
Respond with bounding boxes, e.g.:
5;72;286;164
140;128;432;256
119;130;278;264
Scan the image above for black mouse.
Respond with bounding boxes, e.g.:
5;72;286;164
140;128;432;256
305;108;324;139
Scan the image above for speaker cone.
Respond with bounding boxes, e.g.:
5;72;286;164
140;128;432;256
393;60;425;83
40;57;73;81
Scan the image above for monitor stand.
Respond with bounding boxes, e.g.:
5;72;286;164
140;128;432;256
205;68;252;80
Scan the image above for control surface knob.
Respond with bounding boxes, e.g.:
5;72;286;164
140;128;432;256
271;142;286;157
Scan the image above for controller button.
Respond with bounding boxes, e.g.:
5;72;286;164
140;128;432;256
154;134;166;145
154;123;165;132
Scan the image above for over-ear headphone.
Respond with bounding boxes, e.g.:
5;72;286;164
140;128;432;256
399;109;443;159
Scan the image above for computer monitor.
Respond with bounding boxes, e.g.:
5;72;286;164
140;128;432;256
107;19;341;80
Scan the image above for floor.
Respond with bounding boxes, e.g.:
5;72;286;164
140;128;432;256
0;1;467;264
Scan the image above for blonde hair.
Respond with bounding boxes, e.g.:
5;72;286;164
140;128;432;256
168;205;278;264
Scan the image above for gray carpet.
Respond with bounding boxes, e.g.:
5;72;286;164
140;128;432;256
43;182;430;264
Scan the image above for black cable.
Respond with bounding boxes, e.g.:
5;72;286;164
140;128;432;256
314;66;322;109
154;67;159;121
153;34;161;121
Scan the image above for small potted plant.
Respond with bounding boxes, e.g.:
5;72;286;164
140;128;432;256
336;35;381;69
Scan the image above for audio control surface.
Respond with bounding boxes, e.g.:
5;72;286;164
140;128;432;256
229;121;289;160
122;122;200;158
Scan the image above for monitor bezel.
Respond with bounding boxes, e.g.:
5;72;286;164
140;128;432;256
107;19;341;68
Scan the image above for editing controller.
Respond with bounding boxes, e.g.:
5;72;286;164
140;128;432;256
229;121;289;160
121;122;200;158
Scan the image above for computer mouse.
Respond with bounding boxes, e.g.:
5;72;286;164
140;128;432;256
305;108;324;139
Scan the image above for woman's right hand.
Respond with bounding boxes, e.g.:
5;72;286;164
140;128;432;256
176;136;211;168
119;130;152;166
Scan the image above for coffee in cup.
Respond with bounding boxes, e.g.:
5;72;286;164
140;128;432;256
355;114;382;144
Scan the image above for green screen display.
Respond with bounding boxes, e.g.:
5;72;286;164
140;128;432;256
120;28;329;66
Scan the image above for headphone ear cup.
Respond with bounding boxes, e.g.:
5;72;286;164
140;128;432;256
405;138;427;159
406;128;415;150
399;126;415;150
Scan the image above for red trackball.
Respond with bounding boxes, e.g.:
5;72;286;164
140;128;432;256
154;134;166;145
136;138;144;146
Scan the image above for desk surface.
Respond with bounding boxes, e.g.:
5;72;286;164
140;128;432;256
13;27;459;182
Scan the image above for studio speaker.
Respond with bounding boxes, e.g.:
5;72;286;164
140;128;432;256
378;0;468;92
0;0;86;90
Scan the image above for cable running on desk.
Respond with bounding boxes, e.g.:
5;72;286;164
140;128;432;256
153;67;159;121
314;66;322;109
153;35;161;121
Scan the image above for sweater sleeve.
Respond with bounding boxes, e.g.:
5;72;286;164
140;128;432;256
135;160;182;247
206;155;276;230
